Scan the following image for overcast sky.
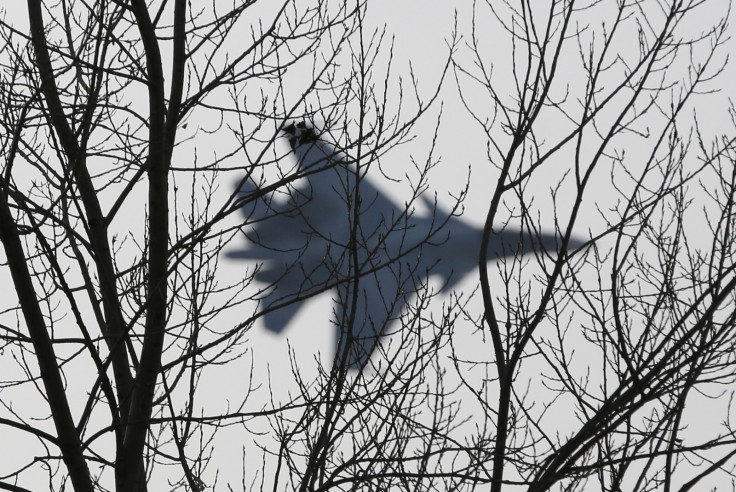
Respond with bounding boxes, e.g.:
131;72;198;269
2;1;736;489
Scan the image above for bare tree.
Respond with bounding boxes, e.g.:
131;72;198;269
2;0;736;491
453;0;736;490
0;0;469;490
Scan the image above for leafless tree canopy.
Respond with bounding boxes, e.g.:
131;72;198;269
0;0;735;491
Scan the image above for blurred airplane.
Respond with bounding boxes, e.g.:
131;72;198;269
227;122;584;369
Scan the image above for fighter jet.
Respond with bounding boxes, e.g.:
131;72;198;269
227;122;584;369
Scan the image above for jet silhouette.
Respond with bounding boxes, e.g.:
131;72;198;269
227;122;584;369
